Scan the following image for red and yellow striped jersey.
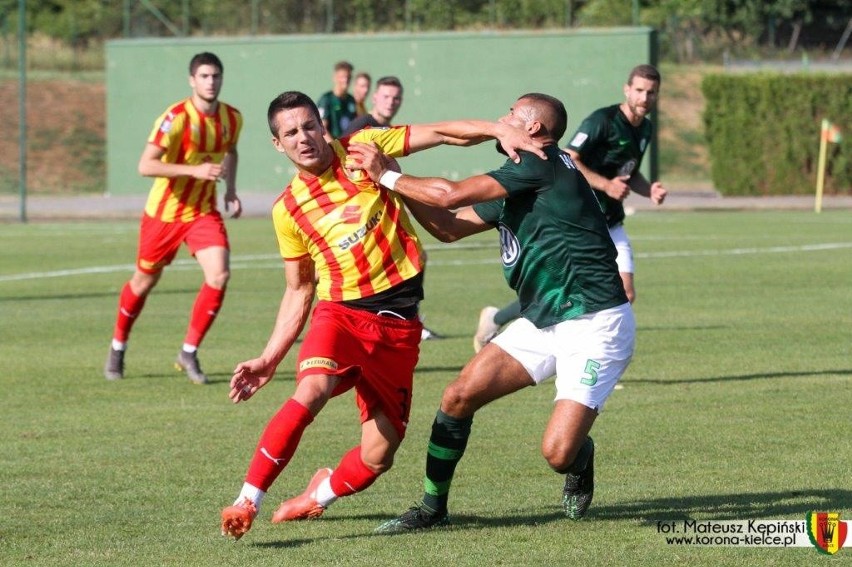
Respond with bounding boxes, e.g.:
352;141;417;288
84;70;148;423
272;126;424;302
143;98;242;223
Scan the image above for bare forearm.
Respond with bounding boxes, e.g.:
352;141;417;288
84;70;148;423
628;172;651;197
223;150;238;195
572;159;610;192
408;120;501;151
259;287;313;368
393;175;460;208
138;159;198;179
401;196;488;242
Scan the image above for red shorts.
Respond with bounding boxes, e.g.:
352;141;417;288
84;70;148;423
297;301;422;440
136;212;229;274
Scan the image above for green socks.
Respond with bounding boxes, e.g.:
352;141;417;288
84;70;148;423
421;410;473;513
494;300;522;326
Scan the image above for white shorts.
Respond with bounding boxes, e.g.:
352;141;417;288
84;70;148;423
490;303;635;412
609;223;634;274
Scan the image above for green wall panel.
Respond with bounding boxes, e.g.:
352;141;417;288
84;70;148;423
106;29;656;196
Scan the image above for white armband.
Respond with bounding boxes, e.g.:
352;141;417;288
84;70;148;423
379;170;402;190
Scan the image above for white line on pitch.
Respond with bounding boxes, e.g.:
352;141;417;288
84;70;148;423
2;242;851;283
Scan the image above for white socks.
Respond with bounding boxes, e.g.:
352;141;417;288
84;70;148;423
313;477;338;508
235;483;266;511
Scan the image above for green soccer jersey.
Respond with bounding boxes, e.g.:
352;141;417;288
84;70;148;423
565;104;653;227
316;91;358;138
473;145;628;328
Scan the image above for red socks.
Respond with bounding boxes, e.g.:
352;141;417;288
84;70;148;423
113;283;148;342
329;446;380;497
245;399;314;491
184;283;225;346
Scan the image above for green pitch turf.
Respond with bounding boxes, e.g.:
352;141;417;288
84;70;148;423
1;211;849;566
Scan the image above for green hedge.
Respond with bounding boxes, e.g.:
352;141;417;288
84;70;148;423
702;73;851;196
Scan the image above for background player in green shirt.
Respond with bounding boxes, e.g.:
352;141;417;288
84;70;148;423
316;60;357;140
349;92;636;532
474;65;665;352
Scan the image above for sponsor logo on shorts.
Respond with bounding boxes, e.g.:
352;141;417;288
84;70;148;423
139;258;166;271
299;357;339;372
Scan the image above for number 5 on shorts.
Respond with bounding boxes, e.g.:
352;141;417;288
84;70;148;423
580;359;601;386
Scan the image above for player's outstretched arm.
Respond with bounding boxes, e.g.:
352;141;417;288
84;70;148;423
405;120;545;163
229;256;315;403
403;199;492;243
349;141;507;209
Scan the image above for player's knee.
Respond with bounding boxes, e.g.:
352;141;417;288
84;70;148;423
207;269;230;289
440;381;475;416
130;271;159;296
541;438;580;473
362;455;393;475
542;445;570;472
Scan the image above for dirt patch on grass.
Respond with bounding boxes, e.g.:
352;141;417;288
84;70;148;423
657;65;712;183
0;79;105;194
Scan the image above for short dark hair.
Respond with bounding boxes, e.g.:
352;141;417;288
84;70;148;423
518;93;567;142
267;91;322;135
627;64;661;86
375;76;403;91
189;52;223;75
334;61;354;73
355;71;371;82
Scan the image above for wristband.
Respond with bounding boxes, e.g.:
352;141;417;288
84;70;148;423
379;170;402;190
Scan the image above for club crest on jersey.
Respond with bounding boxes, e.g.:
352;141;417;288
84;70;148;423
340;205;362;224
617;159;637;177
498;224;521;267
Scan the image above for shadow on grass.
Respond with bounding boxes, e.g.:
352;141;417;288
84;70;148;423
251;488;850;546
248;511;568;548
630;368;852;385
593;488;852;524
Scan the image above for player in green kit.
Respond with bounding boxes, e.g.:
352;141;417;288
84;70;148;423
474;65;665;352
348;92;635;531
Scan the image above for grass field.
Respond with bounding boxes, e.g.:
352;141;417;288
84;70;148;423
1;211;850;566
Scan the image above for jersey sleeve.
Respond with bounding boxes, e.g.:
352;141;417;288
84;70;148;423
565;110;608;158
272;194;309;260
484;152;548;197
471;199;504;226
148;109;186;152
348;126;410;158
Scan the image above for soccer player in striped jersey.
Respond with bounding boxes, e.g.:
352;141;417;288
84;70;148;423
220;91;543;540
103;52;242;384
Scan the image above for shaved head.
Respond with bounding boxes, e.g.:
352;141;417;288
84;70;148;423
517;93;567;142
